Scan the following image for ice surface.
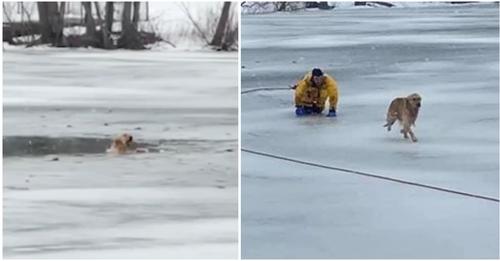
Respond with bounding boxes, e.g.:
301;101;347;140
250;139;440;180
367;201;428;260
3;48;238;258
241;4;499;259
243;154;498;259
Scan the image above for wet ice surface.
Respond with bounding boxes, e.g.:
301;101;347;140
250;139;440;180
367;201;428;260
241;4;499;259
3;48;238;258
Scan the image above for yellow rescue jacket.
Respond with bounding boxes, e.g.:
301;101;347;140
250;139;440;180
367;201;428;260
294;73;339;110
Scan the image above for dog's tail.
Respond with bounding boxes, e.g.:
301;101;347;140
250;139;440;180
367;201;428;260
383;119;395;131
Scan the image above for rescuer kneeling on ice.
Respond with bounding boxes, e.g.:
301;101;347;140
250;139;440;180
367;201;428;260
294;68;339;117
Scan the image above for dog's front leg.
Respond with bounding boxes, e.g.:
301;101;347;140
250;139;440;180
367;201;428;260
402;122;418;142
400;129;409;139
408;128;418;142
402;119;414;140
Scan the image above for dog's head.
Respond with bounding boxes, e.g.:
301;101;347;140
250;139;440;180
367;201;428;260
119;133;133;146
406;93;422;109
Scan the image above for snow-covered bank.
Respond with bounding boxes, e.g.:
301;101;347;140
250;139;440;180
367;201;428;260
242;1;497;14
3;2;238;50
241;3;499;258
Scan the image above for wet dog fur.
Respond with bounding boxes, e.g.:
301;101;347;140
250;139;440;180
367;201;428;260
108;133;134;154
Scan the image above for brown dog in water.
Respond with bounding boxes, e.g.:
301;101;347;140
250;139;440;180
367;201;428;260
383;93;422;142
108;133;134;154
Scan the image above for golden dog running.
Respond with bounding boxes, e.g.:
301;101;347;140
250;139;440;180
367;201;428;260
383;93;422;142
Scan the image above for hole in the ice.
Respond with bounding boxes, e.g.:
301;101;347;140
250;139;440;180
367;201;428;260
2;136;236;157
2;136;158;157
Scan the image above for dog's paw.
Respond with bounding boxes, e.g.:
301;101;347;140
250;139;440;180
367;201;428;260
400;130;409;139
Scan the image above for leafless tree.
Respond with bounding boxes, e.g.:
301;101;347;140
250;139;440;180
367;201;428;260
210;2;231;47
94;2;112;49
180;3;210;45
242;1;304;14
276;1;287;11
132;2;140;27
37;2;64;46
105;2;114;33
118;2;145;49
59;2;66;15
82;2;96;37
4;1;161;49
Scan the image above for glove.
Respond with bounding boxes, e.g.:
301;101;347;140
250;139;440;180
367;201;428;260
326;108;336;117
295;106;306;116
295;106;312;116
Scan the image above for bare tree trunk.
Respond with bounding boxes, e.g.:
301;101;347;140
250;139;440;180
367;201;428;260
118;2;144;49
121;2;132;30
59;2;66;29
277;2;287;11
56;2;66;46
37;2;51;43
37;2;64;46
132;2;140;27
48;2;63;46
105;2;114;33
59;2;66;14
82;2;95;36
146;2;149;21
3;3;14;44
222;16;237;51
94;2;112;49
210;2;231;47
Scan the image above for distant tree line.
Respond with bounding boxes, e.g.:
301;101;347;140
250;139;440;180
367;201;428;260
3;2;236;50
241;1;489;12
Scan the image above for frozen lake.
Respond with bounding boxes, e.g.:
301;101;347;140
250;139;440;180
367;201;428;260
3;47;238;258
241;3;499;259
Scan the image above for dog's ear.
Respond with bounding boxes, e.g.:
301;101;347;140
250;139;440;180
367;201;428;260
409;93;421;100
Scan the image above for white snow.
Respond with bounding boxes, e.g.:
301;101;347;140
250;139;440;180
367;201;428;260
3;47;238;258
241;3;499;259
63;26;86;36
